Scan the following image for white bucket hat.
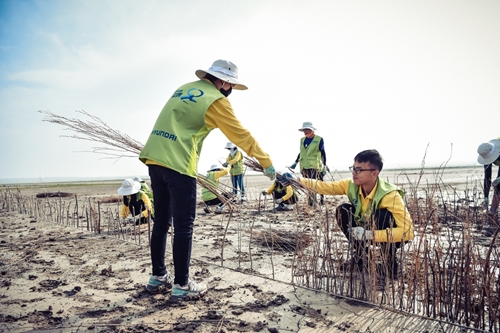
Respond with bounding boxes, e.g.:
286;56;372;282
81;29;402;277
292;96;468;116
133;176;144;183
477;139;500;165
208;164;223;172
195;59;248;90
298;121;316;131
225;142;236;150
117;179;141;196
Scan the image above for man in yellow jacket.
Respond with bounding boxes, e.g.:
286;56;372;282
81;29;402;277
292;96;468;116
139;59;275;298
278;149;413;279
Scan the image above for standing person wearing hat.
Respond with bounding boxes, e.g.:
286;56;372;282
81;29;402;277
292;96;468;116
477;138;500;215
278;149;414;279
201;163;232;214
139;59;275;298
118;179;154;225
223;142;246;203
289;121;329;206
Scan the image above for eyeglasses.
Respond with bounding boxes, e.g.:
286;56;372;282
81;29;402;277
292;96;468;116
349;166;377;175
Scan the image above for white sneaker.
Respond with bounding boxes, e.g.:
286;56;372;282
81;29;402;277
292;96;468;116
215;206;224;214
170;278;207;300
146;272;174;292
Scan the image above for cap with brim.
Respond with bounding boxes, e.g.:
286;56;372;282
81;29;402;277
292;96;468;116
477;139;500;165
298;121;317;131
117;179;141;196
195;59;248;90
225;142;236;150
208;165;223;172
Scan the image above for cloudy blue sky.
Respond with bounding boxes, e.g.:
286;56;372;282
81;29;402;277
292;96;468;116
1;0;499;182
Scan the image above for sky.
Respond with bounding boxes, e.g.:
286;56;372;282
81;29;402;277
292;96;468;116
1;0;499;182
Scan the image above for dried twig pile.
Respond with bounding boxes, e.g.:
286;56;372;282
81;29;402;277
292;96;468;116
39;110;143;159
251;229;312;252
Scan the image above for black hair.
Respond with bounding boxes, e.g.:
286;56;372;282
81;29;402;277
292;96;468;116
354;149;384;171
204;73;218;84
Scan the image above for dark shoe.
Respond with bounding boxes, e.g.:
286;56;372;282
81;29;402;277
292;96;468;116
203;206;211;214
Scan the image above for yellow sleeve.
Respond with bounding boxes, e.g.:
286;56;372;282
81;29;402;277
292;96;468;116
120;203;129;219
227;150;241;165
299;177;350;196
214;166;231;179
265;182;276;195
205;98;272;168
282;185;294;201
374;192;414;243
140;193;152;218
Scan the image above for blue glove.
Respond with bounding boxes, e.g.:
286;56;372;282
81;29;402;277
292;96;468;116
276;172;297;186
263;165;276;180
493;177;500;187
350;227;374;240
290;162;297;170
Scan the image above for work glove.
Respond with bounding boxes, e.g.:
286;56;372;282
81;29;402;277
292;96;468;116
276;172;298;186
321;170;326;178
493;177;500;187
349;227;374;241
261;191;267;196
222;162;229;167
289;162;297;170
263;165;276;180
275;198;283;204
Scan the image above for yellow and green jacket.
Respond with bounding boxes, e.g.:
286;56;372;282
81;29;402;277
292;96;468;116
139;79;272;177
299;177;414;243
226;149;244;176
201;165;231;201
120;191;153;219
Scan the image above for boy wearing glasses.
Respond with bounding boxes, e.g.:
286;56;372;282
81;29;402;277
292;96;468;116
278;149;414;278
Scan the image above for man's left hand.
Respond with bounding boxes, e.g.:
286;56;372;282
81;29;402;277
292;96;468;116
350;227;374;240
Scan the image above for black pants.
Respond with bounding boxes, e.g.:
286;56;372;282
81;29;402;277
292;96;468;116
273;191;298;205
149;165;196;286
301;168;324;205
336;203;402;273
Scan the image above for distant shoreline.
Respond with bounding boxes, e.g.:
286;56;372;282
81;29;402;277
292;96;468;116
0;164;482;187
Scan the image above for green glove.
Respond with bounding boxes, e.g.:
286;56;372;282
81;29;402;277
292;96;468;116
290;162;297;170
263;165;276;180
493;177;500;187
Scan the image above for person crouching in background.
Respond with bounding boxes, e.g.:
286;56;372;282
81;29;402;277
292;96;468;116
118;178;154;225
201;163;232;214
262;178;298;211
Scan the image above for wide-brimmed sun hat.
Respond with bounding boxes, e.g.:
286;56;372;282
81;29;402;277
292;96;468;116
298;121;316;131
195;59;248;90
117;179;141;196
225;142;236;149
208;164;223;172
477;139;500;165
